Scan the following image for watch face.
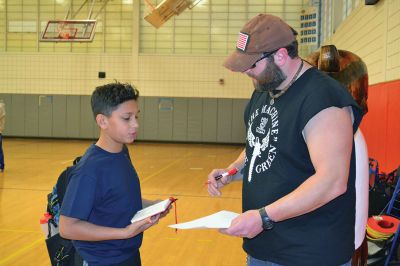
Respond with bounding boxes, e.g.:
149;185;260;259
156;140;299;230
263;218;274;230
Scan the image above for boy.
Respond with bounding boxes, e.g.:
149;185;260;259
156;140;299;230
60;82;165;266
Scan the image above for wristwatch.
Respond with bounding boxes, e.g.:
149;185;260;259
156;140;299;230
258;207;274;230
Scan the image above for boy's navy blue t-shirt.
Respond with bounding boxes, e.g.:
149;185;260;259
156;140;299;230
61;144;143;266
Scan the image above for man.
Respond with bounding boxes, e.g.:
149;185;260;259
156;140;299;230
0;100;5;172
206;14;363;265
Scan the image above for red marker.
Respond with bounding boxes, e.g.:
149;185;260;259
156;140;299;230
205;168;238;184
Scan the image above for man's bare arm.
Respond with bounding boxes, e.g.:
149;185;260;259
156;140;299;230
265;106;353;221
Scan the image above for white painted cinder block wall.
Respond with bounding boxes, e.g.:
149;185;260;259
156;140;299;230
1;0;397;97
325;0;400;84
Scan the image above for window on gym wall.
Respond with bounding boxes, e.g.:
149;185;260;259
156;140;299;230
319;0;361;45
0;0;133;53
5;0;38;52
320;0;333;44
139;0;304;55
343;0;361;20
0;1;6;52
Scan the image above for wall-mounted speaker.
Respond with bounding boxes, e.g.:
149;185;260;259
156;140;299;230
365;0;379;5
98;72;106;79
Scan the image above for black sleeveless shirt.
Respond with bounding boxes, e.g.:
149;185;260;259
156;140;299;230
242;67;363;266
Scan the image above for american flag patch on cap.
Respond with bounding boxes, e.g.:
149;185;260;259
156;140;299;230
236;32;249;51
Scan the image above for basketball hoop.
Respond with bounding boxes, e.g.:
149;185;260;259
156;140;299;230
40;20;96;42
57;22;78;39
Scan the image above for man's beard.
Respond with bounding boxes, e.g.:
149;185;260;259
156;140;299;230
253;58;287;92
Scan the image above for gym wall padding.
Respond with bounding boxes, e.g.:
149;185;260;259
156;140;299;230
360;79;400;173
0;94;247;144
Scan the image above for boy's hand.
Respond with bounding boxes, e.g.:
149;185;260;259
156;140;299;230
159;204;173;218
124;214;160;238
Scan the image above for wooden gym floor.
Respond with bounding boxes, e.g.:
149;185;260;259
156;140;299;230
0;138;246;266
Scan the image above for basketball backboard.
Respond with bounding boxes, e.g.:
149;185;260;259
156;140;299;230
40;20;97;42
144;0;192;28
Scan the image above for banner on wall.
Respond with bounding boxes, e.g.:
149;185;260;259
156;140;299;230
300;7;318;46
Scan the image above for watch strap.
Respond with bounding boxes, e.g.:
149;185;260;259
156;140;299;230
258;207;274;230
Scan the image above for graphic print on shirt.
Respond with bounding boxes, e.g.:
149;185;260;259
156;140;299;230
246;104;279;182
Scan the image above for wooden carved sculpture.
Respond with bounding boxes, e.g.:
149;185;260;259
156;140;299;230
305;44;368;114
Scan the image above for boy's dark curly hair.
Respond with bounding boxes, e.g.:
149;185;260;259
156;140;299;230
91;82;139;118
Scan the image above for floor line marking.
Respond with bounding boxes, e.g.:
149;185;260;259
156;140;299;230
61;159;74;165
0;229;40;234
164;237;179;240
0;238;43;265
0;187;49;192
141;192;241;200
197;239;213;243
140;152;193;183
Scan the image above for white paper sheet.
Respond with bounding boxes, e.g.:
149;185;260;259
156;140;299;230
168;210;239;229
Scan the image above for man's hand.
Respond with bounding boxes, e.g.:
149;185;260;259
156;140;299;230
219;210;263;239
206;169;233;196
